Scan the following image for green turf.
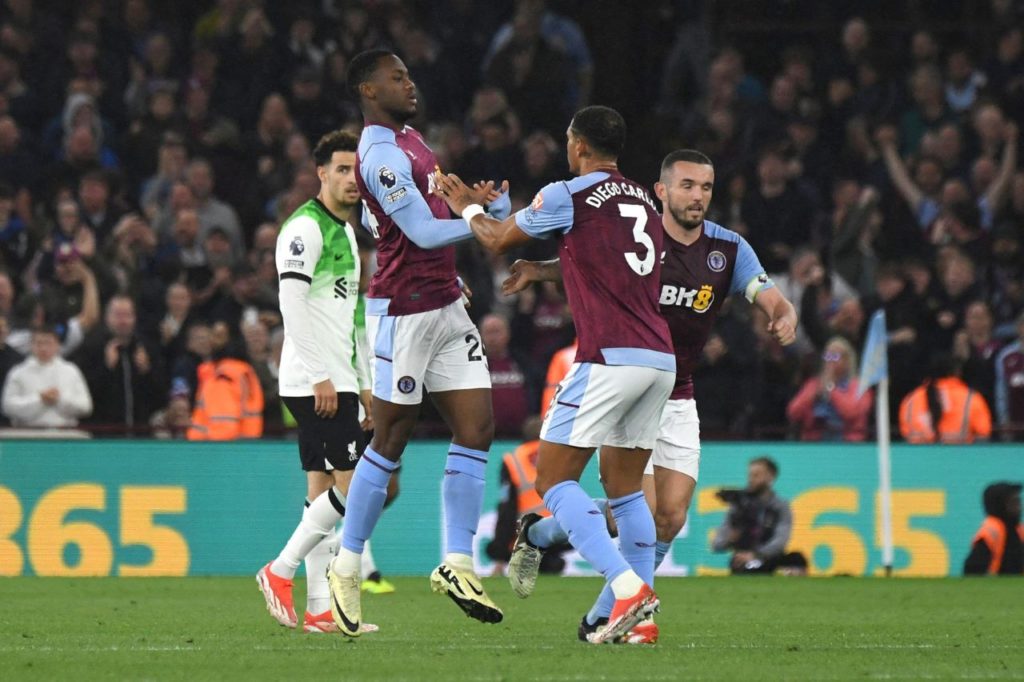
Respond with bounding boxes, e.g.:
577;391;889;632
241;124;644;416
1;576;1022;681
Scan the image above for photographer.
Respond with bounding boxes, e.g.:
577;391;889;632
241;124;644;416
712;457;804;574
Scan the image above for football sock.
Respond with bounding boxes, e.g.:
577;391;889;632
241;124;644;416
336;448;397;573
270;488;346;579
654;540;672;571
543;481;631;582
443;443;488;557
526;498;607;549
586;492;655;622
305;529;336;614
361;540;378;580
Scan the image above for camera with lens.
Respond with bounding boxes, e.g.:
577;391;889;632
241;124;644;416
715;488;754;507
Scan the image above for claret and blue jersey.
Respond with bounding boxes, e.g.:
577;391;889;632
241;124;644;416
514;169;675;373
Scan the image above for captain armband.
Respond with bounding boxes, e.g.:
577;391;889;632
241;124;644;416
745;273;774;303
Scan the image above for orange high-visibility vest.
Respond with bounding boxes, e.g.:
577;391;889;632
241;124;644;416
972;516;1024;574
541;341;578;418
898;377;992;444
502;441;549;517
187;358;264;440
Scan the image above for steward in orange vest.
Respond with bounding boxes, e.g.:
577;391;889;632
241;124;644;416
964;482;1023;575
899;357;992;444
187;356;264;440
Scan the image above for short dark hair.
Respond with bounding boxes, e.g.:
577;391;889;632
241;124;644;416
750;456;779;478
660;149;714;178
569;106;626;158
346;48;395;98
313;130;359;167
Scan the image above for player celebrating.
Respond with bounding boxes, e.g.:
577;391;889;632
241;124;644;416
257;130;393;633
434;105;675;645
327;49;510;637
502;149;798;643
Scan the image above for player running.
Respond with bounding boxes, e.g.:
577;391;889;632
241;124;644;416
501;149;798;643
257;130;399;634
435;105;674;645
328;49;510;637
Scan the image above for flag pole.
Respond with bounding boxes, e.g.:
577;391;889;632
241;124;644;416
877;376;894;577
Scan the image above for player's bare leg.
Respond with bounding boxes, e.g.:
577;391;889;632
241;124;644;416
427;388;503;622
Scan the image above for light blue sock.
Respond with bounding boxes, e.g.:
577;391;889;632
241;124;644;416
443;443;488;556
543;482;630;581
655;540;672;570
586;492;654;624
527;498;607;549
339;447;398;554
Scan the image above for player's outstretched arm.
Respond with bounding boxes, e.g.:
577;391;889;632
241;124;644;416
754;286;798;346
435;172;532;254
501;259;562;295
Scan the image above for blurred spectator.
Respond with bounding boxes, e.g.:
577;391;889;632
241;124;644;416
693;329;752;437
953;301;1002;410
0;312;22;421
899;354;992;444
994;311;1024;441
828;181;880;296
2;325;91;428
711;457;805;575
0;180;28;273
900;65;953;155
749;305;801;438
484;2;572;137
186;346;263;441
787;336;872;441
741;148;818;274
241;317;280;434
964;482;1022;575
140;132;188;222
512;281;573;371
75;295;164;433
481;312;529;439
157;281;193;366
944;47;986;114
185;158;242;249
484;0;592;110
121;86;182;187
286;67;334;144
149;378;193;440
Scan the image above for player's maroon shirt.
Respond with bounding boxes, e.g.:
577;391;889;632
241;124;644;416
659;220;772;399
515;170;674;372
356;123;460;316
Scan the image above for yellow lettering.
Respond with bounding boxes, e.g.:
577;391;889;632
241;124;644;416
0;485;24;576
876;490;948;576
788;487;867;575
119;486;189;576
28;483;113;576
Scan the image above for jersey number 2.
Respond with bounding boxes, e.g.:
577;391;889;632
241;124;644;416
621;204;654;276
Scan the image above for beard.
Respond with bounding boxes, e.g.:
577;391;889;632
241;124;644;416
669;204;704;229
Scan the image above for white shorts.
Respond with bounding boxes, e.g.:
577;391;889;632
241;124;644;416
541;362;674;450
367;299;491;405
644;398;701;480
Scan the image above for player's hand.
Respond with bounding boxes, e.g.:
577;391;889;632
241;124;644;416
502;259;541;295
358;389;373;431
768;317;797;346
482;179;509;205
313;378;338;419
433;172;473;214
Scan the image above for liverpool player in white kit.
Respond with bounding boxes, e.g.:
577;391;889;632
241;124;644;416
435;106;675;644
327;50;510;636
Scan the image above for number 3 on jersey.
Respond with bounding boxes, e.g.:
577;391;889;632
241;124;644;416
621;204;654;276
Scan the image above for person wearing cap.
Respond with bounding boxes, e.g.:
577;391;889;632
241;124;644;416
964;482;1023;575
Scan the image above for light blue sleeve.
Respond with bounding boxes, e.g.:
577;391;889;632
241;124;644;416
488;191;512;220
390;198;473;249
361;142;419;216
514;182;574;238
730;235;773;299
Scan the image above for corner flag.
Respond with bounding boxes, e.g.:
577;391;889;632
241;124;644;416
858;310;888;398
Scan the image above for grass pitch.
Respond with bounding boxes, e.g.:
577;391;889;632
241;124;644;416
1;576;1021;681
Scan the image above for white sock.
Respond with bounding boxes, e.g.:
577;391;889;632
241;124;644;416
361;540;379;579
270;488;345;579
332;547;362;575
610;570;644;599
444;552;474;572
305;529;336;614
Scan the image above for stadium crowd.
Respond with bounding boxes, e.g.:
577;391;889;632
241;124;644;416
0;0;1021;441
